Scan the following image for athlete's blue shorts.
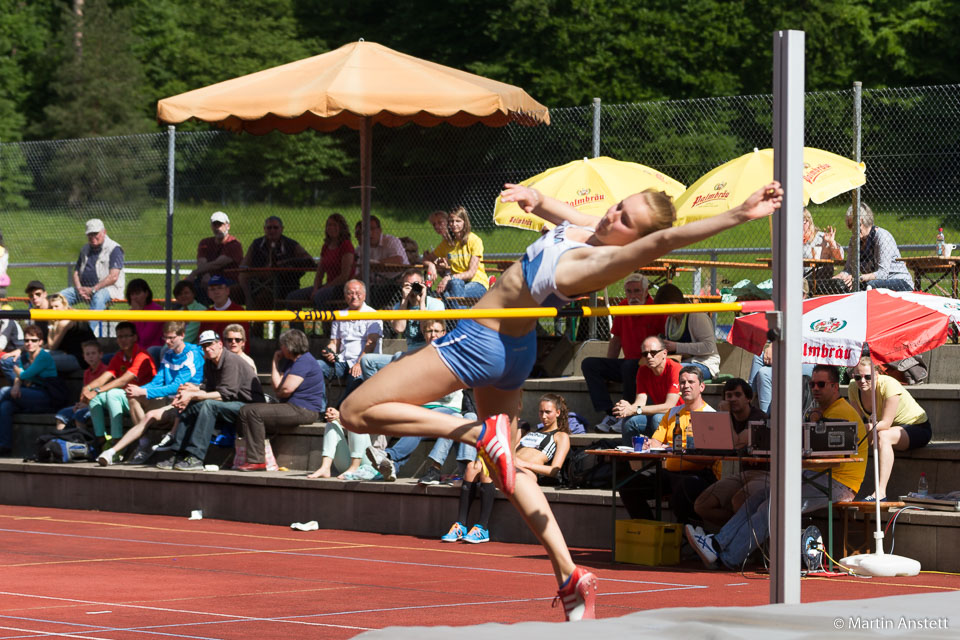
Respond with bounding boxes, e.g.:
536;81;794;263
432;319;536;391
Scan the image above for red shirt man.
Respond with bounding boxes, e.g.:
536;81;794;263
189;211;243;286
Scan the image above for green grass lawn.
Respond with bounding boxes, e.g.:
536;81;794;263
4;198;940;314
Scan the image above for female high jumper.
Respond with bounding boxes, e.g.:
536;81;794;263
341;180;784;621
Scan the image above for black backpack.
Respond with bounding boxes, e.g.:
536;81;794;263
29;425;98;463
559;439;618;489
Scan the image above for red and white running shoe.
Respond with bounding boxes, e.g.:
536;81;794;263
476;413;515;496
554;566;598;621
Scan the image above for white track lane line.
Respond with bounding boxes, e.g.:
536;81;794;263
0;526;707;589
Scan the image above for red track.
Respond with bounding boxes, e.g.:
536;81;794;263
0;505;954;638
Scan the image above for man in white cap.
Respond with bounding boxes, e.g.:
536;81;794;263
59;218;125;334
187;211;243;300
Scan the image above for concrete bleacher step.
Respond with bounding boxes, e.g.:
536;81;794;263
0;460;618;549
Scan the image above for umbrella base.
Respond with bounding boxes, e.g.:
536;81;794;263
839;552;921;577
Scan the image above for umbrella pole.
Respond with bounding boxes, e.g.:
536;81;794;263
839;346;920;576
360;118;372;288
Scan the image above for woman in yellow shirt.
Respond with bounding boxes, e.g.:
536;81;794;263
848;356;932;501
433;207;488;307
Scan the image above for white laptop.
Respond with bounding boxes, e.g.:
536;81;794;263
690;411;737;452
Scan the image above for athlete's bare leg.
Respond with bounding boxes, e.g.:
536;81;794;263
473;386;577;586
340;346;485;443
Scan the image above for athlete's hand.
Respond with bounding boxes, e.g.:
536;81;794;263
500;183;541;213
738;181;784;222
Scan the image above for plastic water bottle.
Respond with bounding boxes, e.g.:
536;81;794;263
917;472;929;497
936;228;945;257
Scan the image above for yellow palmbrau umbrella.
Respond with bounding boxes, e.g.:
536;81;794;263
673;147;866;225
493;156;686;232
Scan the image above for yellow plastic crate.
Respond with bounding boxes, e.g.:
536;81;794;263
615;519;682;566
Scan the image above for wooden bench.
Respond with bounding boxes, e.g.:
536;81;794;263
834;500;907;557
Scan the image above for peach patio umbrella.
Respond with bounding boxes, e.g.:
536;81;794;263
157;40;549;283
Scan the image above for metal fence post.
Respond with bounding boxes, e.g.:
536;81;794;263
590;97;602;340
165;125;176;308
851;82;862;290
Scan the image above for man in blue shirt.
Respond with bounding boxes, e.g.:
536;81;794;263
125;322;204;419
59;219;126;335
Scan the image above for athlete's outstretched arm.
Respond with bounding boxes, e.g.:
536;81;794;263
555;182;784;295
500;184;599;229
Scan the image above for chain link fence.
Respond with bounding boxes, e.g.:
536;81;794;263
1;84;958;338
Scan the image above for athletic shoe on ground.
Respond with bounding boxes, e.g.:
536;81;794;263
554;566;598;621
366;445;396;482
418;467;442;485
685;524;718;568
342;464;381;481
441;522;467;542
477;413;515;496
462;524;490;544
594;415;622;433
97;449;115;467
174;455;204;471
155;456;175;470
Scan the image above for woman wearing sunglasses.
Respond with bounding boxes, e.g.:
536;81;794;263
847;356;932;501
0;324;70;454
222;324;256;373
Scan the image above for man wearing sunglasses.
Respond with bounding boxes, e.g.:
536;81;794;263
582;273;666;433
615;336;682;445
688;364;867;571
239;216;316;310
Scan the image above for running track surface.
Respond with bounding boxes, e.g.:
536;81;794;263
0;505;955;639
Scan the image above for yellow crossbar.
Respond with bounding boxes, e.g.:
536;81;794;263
26;301;768;323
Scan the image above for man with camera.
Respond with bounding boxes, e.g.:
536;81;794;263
360;268;444;379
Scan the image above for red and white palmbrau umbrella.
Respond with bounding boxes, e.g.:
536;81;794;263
728;288;960;366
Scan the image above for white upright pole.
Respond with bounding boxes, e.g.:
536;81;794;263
770;29;805;604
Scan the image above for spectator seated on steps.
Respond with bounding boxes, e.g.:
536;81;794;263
619;366;718;525
235;329;326;472
239;215;316;310
830;202;913;292
615;335;682;445
112;330;263;471
55;339;108;433
82;322;157;446
352;216;408;309
185;211;243;304
653;283;720;381
847;356;931;502
58;218;125;336
694;378;768;529
359;268;444;379
93;322;203;464
0;324;70;456
197;275;251;354
582;273;666;434
317;280;382;407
